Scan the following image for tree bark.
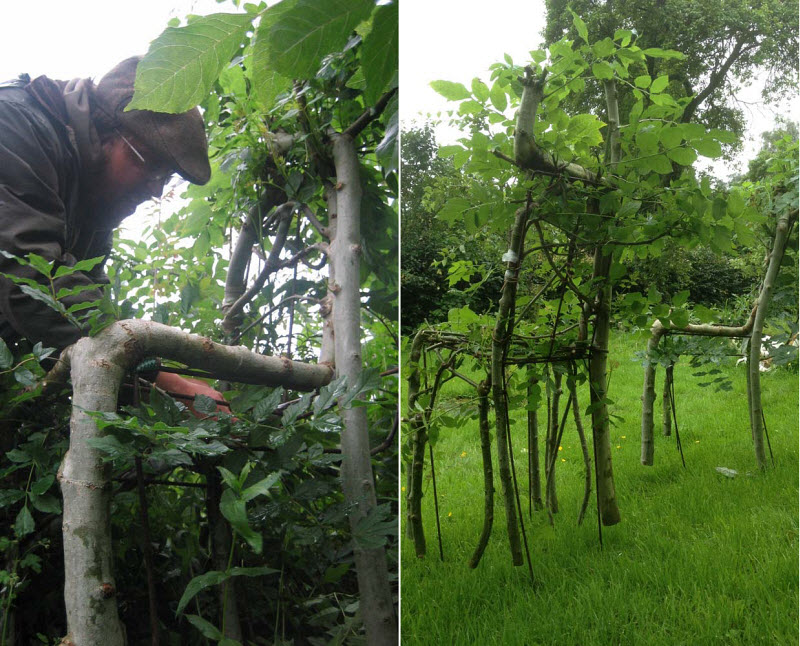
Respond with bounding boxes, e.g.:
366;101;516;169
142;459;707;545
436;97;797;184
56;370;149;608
527;377;543;512
640;320;668;465
330;133;397;644
545;371;562;516
748;209;797;468
469;378;494;568
405;329;428;556
491;207;529;566
662;362;674;437
57;320;333;643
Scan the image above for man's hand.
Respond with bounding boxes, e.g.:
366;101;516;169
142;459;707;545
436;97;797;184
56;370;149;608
154;371;232;418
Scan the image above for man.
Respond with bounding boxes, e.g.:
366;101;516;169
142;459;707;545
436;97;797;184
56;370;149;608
0;56;224;409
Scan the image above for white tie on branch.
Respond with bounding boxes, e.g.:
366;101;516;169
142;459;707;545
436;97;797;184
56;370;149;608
56;319;333;645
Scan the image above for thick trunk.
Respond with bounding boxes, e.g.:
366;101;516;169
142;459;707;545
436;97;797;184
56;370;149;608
330;134;397;644
57;321;333;642
60;342;127;645
490;207;529;566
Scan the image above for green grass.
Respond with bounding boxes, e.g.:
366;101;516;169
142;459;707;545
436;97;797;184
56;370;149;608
401;331;798;646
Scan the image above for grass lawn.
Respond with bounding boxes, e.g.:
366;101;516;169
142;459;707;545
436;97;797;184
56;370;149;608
400;331;798;646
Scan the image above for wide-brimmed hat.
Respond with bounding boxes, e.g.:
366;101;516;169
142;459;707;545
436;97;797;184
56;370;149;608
95;56;211;185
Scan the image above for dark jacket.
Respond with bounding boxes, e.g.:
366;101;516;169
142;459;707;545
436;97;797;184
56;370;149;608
0;75;115;352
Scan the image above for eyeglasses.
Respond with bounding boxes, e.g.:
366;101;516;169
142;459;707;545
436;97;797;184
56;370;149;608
116;129;172;185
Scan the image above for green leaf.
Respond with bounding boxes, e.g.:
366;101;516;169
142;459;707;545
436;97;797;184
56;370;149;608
14;506;34;538
193;394;218;416
642;47;685;59
670;309;690;328
727;188;745;216
185;615;223;640
30;475;55;496
25;254;54;278
375;93;398;173
647;155;673;174
592;38;615;58
129;13;255;112
437;197;471;225
430;80;470;101
267;0;375;79
29;494;61;515
220;489;262;553
68;256;106;275
634;75;651;88
571;11;589;42
458;100;483;116
178;566;277;616
489;81;507;111
613;29;632;46
617;199;642;218
250;2;296;107
241;472;281;502
361;1;397;104
658;125;683;149
591;61;614;80
672;290;690;307
650;75;669;93
0;490;25;508
566;113;605;146
471;77;489;102
693;138;723;158
666;146;697;166
0;338;12;370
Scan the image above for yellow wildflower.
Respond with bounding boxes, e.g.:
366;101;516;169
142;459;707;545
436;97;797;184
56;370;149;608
448;512;452;517
558;446;563;451
460;451;467;458
401;486;406;492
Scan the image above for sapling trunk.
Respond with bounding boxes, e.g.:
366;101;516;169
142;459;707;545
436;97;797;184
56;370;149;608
569;369;592;526
640;320;668;465
527;376;543;512
330;134;397;643
469;378;494;568
748;209;797;469
662;362;674;437
545;371;562;516
587;247;621;526
405;329;428;556
490;207;529;566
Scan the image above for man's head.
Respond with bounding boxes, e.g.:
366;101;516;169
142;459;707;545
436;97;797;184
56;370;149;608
90;56;211;217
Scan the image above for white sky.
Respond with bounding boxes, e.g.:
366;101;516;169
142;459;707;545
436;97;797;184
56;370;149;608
399;0;796;180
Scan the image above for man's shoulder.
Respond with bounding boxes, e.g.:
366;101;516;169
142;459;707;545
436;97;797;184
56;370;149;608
0;73;31;90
